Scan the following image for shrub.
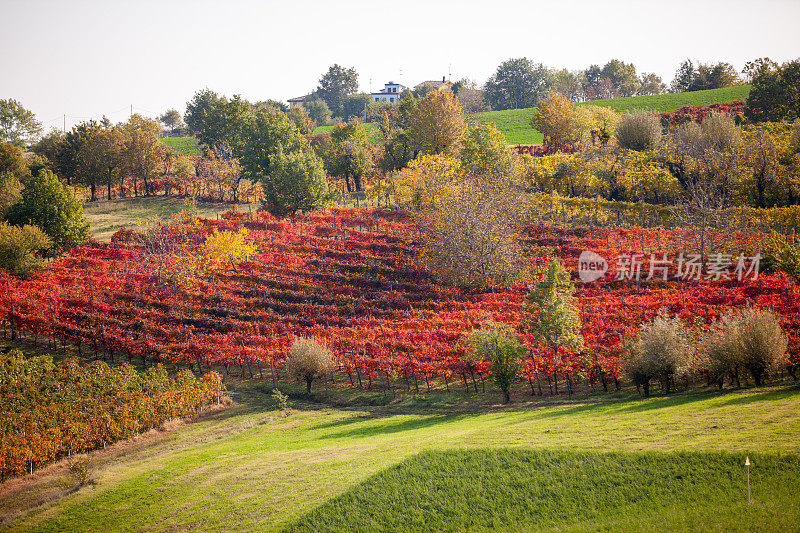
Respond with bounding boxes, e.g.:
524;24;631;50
271;389;290;416
66;455;94;488
615;110;662;151
701;314;743;388
463;324;527;403
735;308;787;386
5;169;89;253
625;314;690;396
286;337;336;394
790;119;800;154
0;221;51;278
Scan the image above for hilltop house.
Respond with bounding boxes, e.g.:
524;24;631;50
287;94;311;109
414;76;452;93
371;81;407;103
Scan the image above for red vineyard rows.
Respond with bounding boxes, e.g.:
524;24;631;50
2;207;799;393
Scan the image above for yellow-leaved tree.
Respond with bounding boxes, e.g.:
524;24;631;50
203;227;257;272
392;154;465;210
408;90;467;156
530;93;583;148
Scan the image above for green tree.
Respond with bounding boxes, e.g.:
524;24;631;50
316;64;359;118
159;109;183;133
0;98;42;147
484;58;551;110
31;129;64;172
463;323;526;403
184;88;227;139
5;169;89;253
261;148;329;218
76;128;125;201
522;259;583;397
56;120;102;185
460;121;513;179
304;97;332;125
745;60;800;122
601;59;639;97
637;73;666;96
288;106;314;134
238;106;306;181
0;221;51;278
341;93;374;120
328;119;373;192
120;117;167;196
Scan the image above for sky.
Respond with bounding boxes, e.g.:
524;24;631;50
2;0;799;131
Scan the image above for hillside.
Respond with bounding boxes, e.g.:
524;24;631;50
159;136;202;156
4;374;800;532
474;85;752;145
312;122;382;144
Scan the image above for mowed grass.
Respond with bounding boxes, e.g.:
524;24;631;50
286;448;800;533
4;380;800;532
82;196;253;241
474;85;752;144
159;136;202;156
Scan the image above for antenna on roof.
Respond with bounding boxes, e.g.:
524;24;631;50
448;64;452;82
399;67;403;83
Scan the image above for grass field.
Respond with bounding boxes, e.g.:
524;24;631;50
473;85;752;145
82;196;253;241
2;351;798;533
159;136;202;156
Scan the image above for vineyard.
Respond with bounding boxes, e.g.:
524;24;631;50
0;351;223;479
3;207;798;403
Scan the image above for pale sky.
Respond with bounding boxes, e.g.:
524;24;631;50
2;0;799;131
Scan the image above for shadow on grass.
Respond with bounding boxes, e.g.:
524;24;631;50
319;414;464;440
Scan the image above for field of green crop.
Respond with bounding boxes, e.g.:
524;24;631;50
473;85;752;145
3;365;799;532
160;136;202;156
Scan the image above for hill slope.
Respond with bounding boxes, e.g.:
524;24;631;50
4;381;800;532
474;85;751;144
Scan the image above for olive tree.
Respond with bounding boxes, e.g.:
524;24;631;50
286;337;336;394
625;314;690;397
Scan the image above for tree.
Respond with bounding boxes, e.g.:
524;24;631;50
625;314;690;397
56;120;102;185
304;97;332;125
530;93;583;148
742;57;778;83
31;129;64;172
463;324;526;403
745;60;800;122
261;148;329;218
288;106;314;134
522;259;584;397
286;337;336;394
460;122;513;179
257;99;289;113
184;89;227;138
418;175;526;287
203;228;257;272
0;98;42;147
327;119;373;192
670;59;696;93
238;106;307;185
550;69;585;102
484;58;551;110
0;221;51;278
452;78;490;112
637;73;666;96
120;117;167;196
393;154;465;209
408;90;467;156
316;64;359;118
5;169;90;253
671;60;741;92
0;142;29;180
341;93;373;120
76;128;125;201
600;59;639;97
159;109;183;134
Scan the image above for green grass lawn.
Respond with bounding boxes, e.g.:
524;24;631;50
287;449;800;533
473;85;751;145
82;196;253;241
159;136;202;156
3;369;799;532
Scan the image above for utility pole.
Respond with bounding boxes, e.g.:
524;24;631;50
130;104;133;118
63;114;66;133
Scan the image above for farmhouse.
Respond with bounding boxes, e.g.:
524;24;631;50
371;81;407;103
288;94;311;108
